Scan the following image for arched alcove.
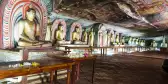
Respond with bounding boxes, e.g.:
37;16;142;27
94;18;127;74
1;0;48;49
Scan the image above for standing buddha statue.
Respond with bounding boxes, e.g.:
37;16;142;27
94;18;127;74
88;28;94;47
81;28;88;42
45;17;52;41
128;37;132;45
115;34;120;45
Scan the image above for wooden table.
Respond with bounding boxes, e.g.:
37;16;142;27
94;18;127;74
50;55;97;84
0;58;74;84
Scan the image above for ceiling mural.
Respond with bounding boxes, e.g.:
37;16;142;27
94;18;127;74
54;0;168;37
42;0;53;13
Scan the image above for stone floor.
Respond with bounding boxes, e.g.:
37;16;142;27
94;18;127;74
75;54;168;84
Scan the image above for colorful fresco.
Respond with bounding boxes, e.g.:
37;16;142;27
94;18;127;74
1;0;48;49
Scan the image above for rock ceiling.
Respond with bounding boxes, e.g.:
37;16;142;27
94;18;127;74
55;0;168;37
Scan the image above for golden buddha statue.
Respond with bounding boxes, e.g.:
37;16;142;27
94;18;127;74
81;28;88;42
45;17;52;41
110;33;114;45
15;7;52;47
72;26;81;44
88;28;94;47
55;24;64;41
115;34;120;45
55;24;70;45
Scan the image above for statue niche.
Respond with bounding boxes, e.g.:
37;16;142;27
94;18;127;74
70;22;87;45
14;6;52;47
52;19;70;45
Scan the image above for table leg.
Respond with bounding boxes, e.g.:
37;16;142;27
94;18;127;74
50;71;54;84
20;76;27;84
92;59;96;84
71;64;77;84
67;69;71;84
100;48;103;56
20;49;29;84
54;70;58;84
103;48;105;56
76;63;80;80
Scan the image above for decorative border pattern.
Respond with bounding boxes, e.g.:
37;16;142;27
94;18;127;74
2;0;48;49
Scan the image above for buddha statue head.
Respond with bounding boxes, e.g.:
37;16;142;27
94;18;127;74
26;6;36;21
58;23;63;31
75;26;80;33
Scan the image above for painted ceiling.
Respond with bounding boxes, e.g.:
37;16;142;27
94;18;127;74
54;0;168;37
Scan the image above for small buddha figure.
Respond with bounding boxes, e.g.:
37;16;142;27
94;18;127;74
161;37;167;48
128;37;132;45
110;33;114;45
135;38;139;46
138;40;142;46
88;28;94;47
115;34;120;45
81;28;88;42
45;17;52;41
107;32;111;46
142;40;145;46
132;38;136;46
152;41;157;48
14;6;52;47
72;26;81;44
121;36;125;45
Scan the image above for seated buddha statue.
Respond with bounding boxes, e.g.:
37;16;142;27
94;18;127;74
88;28;94;47
14;7;52;47
55;24;70;45
72;26;81;44
81;28;88;43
